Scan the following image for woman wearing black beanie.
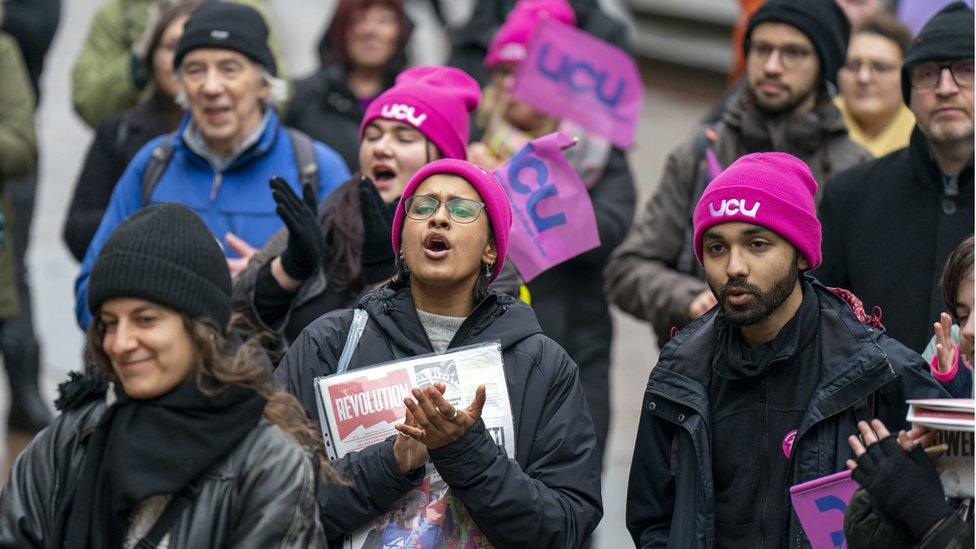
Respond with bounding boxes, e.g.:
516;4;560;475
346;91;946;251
0;203;336;548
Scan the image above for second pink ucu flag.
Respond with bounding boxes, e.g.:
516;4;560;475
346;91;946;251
493;132;600;282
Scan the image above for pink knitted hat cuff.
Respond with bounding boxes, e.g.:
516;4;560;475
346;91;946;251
392;159;512;282
693;187;822;269
360;93;467;160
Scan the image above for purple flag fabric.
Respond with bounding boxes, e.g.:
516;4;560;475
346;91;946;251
509;19;643;149
493;132;600;282
897;0;974;36
789;470;860;549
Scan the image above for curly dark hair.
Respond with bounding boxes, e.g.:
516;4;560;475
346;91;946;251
940;236;975;322
86;312;345;485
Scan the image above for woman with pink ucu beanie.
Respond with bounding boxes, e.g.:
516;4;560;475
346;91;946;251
627;153;948;549
276;158;603;546
233;66;486;345
468;0;637;467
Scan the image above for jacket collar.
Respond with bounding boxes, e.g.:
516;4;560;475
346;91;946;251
650;278;896;427
723;86;848;157
357;286;542;355
908;125;975;194
175;108;279;172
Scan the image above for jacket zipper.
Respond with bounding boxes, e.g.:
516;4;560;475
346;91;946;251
210;172;223;202
758;378;768;549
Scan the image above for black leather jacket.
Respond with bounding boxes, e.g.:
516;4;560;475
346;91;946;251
0;388;325;548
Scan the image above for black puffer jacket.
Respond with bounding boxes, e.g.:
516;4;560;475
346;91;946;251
276;287;603;548
0;379;325;548
284;66;397;172
626;280;949;548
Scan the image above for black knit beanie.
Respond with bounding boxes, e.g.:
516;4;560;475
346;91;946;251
901;1;975;105
745;0;850;85
173;1;276;76
88;204;232;330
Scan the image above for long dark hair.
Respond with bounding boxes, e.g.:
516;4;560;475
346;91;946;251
320;177;366;290
86;313;345;484
146;1;201;85
317;0;411;73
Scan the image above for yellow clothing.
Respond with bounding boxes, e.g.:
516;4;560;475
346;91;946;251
835;96;916;158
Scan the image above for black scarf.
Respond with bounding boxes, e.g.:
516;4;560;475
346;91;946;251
52;377;266;549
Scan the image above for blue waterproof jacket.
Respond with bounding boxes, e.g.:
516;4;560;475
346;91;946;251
74;110;349;329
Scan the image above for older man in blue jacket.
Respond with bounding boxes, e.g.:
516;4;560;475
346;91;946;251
74;2;348;330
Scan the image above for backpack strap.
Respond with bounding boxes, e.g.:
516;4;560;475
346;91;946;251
134;480;203;549
140;136;176;205
286;127;319;197
336;308;370;374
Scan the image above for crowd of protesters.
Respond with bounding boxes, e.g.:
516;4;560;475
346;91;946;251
0;0;971;547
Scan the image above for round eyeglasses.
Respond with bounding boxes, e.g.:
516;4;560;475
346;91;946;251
403;195;486;224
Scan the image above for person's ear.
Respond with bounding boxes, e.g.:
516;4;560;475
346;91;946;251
798;255;809;271
481;237;498;266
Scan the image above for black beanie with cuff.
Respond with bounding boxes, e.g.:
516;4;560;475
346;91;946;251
88;203;233;331
901;1;975;105
745;0;850;85
173;1;276;76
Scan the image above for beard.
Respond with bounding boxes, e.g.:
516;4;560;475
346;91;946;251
710;259;801;326
925;117;975;145
749;79;819;116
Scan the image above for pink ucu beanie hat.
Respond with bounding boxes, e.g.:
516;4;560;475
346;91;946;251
692;152;822;269
484;0;577;68
392;159;513;282
360;66;481;161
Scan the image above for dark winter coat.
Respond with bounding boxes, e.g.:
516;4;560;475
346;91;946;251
0;388;325;547
275;287;603;548
284;66;396;172
625;279;949;548
527;146;635;457
448;0;629;86
844;489;974;549
63;95;175;262
817;127;975;353
605;89;870;347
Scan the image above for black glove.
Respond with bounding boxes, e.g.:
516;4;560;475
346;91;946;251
358;177;396;285
852;436;953;539
270;176;325;281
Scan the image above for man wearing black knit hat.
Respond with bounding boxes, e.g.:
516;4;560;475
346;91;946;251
73;1;351;330
605;0;869;347
818;2;975;354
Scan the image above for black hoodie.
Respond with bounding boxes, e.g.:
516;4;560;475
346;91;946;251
276;287;603;548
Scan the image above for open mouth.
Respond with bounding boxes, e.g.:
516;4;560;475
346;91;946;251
371;165;397;186
423;232;452;259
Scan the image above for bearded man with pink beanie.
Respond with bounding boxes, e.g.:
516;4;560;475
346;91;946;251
626;152;947;548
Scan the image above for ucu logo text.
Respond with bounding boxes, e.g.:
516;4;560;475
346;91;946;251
380;104;427;127
536;43;627;108
708;198;761;218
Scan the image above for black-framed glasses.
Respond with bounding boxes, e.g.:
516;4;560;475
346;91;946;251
909;60;975;89
748;42;814;70
404;195;486;224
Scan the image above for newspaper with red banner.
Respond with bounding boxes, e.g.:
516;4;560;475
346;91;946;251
313;341;514;548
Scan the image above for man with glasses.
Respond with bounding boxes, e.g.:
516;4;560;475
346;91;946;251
605;0;869;347
818;1;974;353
